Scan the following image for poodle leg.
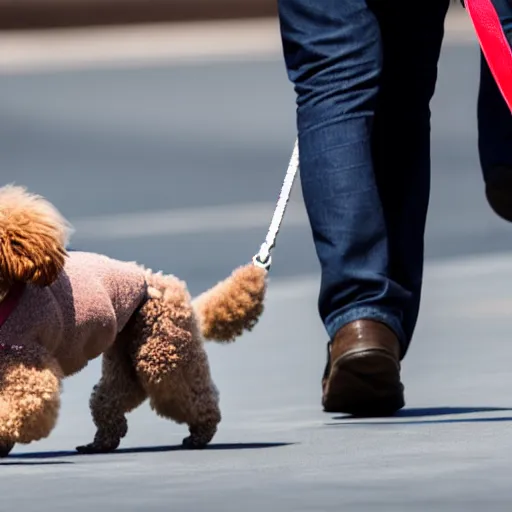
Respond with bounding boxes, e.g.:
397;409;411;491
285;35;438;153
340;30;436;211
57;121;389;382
147;349;222;450
131;275;221;449
0;344;62;451
182;410;220;450
0;441;14;458
181;360;221;450
76;339;146;454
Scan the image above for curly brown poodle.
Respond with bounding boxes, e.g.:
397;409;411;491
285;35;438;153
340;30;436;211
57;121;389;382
0;184;267;457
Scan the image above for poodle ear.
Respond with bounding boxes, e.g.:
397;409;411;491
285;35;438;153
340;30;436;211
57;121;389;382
0;184;73;287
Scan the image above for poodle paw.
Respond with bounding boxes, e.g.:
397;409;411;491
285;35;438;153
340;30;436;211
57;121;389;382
182;436;208;450
76;440;119;454
0;441;14;458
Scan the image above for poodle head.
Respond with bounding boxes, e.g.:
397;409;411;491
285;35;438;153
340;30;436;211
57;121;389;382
0;184;73;289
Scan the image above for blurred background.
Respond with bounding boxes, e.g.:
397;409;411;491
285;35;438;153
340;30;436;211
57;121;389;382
0;0;505;295
0;0;276;29
3;1;512;510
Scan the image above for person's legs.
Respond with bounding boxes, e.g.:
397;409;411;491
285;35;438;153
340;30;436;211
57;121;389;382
371;0;449;345
278;0;406;348
278;0;448;414
477;0;512;221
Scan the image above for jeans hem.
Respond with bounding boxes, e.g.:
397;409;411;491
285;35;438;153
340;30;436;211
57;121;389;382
325;307;407;356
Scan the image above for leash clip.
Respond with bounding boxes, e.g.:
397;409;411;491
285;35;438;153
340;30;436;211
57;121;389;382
252;242;272;270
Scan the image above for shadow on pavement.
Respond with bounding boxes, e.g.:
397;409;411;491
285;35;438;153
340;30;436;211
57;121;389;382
326;406;512;426
7;442;295;460
0;460;73;466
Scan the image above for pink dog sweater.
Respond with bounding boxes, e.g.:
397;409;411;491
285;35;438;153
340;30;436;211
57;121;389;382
0;251;147;375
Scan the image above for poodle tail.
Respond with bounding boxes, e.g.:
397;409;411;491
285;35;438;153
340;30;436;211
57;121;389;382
0;184;73;287
192;263;267;343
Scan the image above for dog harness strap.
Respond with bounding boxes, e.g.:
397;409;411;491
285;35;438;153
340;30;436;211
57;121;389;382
466;0;512;111
253;139;300;271
0;283;25;330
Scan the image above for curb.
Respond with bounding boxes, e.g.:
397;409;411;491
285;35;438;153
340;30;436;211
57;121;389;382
0;0;277;30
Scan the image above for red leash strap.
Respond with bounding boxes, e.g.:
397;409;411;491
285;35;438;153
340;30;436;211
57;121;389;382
465;0;512;111
0;283;25;330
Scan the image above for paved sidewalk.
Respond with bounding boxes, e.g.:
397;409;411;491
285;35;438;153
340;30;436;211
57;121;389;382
1;22;507;510
4;252;512;511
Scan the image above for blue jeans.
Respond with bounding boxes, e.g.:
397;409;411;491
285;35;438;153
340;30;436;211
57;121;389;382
478;0;512;178
278;0;450;355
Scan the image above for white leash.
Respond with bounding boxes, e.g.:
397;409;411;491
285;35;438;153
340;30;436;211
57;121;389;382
253;139;299;271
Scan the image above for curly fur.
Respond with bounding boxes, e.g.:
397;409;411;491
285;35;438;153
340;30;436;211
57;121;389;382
77;271;222;453
192;264;267;342
0;344;62;446
0;184;267;456
0;184;73;287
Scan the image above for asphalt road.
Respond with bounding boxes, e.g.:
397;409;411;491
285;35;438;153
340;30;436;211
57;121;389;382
2;29;512;511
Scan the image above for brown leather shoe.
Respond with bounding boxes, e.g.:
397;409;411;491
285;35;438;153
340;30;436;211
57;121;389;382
485;166;512;222
322;319;405;416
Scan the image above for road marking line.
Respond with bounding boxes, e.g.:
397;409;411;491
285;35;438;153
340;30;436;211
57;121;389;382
70;201;308;240
266;251;512;301
0;18;282;74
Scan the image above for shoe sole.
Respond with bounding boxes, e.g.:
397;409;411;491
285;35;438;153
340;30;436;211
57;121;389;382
486;184;512;223
322;349;405;416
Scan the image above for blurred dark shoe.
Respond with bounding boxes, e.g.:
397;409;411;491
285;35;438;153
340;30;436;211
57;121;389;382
486;166;512;222
322;319;405;416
